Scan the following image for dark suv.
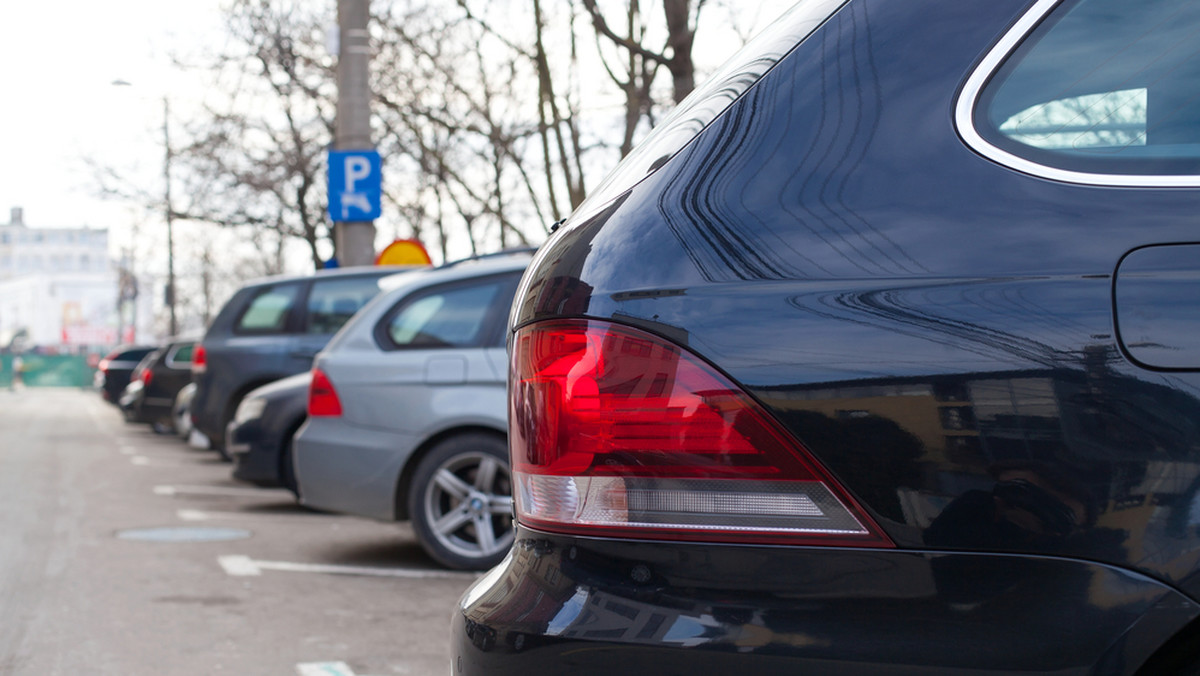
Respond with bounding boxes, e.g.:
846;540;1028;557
191;265;421;453
454;0;1200;674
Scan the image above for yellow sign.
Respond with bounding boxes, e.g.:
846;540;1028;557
375;239;432;266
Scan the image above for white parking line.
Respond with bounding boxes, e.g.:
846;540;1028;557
296;663;356;676
155;484;286;498
130;456;195;467
218;555;478;580
177;509;300;523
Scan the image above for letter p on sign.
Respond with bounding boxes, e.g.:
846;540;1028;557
327;150;382;221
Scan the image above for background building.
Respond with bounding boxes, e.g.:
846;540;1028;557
0;206;148;351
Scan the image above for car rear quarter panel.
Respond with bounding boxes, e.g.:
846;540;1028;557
294;346;507;521
511;0;1200;596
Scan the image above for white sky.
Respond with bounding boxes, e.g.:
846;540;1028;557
0;1;227;236
0;1;795;265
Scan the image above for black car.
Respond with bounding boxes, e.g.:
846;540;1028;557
95;344;157;405
226;371;310;493
454;0;1200;674
191;265;423;454
118;335;198;432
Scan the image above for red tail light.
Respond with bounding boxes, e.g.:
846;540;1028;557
98;359;111;373
509;319;893;547
308;368;343;417
191;344;207;374
140;367;153;386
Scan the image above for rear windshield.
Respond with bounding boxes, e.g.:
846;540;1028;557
975;0;1200;177
568;0;849;225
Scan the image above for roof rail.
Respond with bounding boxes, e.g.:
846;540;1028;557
437;246;538;269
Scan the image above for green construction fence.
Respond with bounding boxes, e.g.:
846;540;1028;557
0;354;97;388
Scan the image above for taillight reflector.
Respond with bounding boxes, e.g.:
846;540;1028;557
509;319;892;547
191;344;207;374
308;368;343;417
140;367;153;386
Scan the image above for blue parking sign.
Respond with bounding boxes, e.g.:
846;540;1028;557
328;150;382;221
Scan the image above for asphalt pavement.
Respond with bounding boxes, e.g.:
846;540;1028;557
0;387;478;675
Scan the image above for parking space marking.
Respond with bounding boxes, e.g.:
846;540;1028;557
155;484;287;498
177;509;299;523
218;555;478;580
296;663;356;676
130;456;195;467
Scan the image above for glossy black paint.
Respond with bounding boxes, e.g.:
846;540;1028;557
1115;244;1200;371
457;529;1199;675
465;0;1200;672
511;0;1200;589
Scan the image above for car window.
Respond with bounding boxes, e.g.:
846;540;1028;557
305;276;386;334
117;347;154;362
166;343;194;366
382;280;506;349
973;0;1200;178
236;284;301;334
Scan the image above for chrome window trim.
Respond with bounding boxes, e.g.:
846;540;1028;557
955;0;1200;188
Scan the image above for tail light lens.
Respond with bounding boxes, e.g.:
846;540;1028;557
510;319;892;547
140;367;153;387
98;359;111;373
191;344;207;374
308;368;343;417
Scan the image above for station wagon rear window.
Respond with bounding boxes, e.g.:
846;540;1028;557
963;0;1200;183
236;284;300;333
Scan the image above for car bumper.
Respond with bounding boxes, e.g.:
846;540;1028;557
452;528;1200;675
228;418;282;487
292;418;417;521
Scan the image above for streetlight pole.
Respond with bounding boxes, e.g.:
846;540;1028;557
113;80;177;337
162;97;177;337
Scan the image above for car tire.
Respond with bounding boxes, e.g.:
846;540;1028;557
407;433;514;571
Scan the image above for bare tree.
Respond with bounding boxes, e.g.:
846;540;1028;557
375;0;564;251
171;0;337;271
580;0;707;149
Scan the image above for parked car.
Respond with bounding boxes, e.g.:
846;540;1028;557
95;344;157;405
227;372;311;493
191;265;424;456
454;0;1200;674
117;349;157;421
293;251;531;570
118;335;198;433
